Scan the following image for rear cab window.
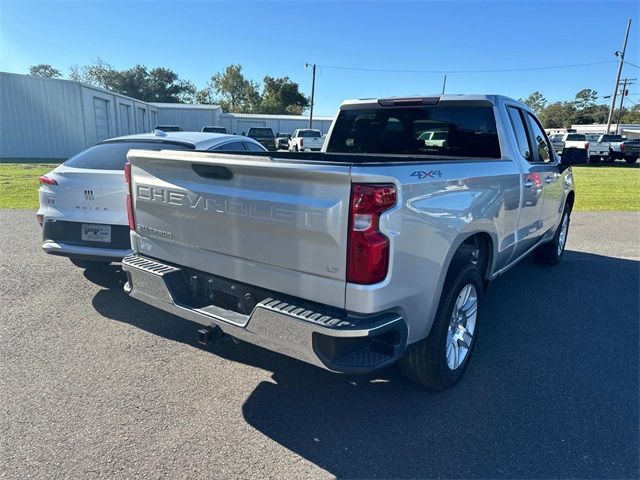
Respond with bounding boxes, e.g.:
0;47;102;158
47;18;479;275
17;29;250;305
247;128;275;138
299;130;322;138
64;141;194;170
566;134;586;141
326;102;501;158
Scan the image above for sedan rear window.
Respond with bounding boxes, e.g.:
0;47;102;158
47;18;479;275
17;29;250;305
326;104;500;158
64;141;194;170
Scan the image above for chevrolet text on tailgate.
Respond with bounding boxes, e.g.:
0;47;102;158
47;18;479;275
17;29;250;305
122;95;586;390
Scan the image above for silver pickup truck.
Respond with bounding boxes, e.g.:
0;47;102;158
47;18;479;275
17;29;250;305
122;95;587;390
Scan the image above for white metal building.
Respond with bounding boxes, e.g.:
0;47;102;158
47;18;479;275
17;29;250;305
0;72;160;159
220;112;335;136
570;123;640;138
0;72;337;159
151;103;223;132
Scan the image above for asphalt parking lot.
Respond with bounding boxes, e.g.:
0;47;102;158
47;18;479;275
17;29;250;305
1;210;638;479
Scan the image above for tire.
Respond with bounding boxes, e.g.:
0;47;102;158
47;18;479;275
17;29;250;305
532;204;571;265
625;156;638;165
589;156;599;164
69;258;110;270
399;263;483;390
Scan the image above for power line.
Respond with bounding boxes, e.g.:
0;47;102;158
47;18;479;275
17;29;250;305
317;60;616;75
625;61;640;69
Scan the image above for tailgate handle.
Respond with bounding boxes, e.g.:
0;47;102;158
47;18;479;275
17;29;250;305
192;164;233;181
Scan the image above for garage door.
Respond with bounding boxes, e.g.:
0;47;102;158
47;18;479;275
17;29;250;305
119;104;131;135
137;108;147;133
94;98;110;142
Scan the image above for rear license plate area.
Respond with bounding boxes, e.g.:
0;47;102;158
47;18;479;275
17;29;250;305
81;223;111;243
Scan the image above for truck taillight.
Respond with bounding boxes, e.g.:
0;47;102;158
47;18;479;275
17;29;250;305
347;184;397;284
621;142;625;151
39;175;57;185
584;142;589;150
300;138;304;147
124;161;135;230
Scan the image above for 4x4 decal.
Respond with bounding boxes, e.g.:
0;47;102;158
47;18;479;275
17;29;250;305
411;170;442;180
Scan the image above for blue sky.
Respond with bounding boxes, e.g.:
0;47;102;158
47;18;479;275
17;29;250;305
1;0;638;115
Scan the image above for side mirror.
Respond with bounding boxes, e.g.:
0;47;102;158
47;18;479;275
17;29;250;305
560;147;588;169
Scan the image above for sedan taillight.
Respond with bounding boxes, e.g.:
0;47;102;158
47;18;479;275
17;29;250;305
39;175;57;185
124;161;135;230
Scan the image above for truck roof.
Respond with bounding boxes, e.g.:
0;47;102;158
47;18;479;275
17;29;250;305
340;94;520;107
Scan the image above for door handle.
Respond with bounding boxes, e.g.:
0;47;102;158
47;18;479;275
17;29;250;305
524;179;534;188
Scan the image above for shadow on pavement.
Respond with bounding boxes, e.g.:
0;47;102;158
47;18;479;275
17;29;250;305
90;251;639;479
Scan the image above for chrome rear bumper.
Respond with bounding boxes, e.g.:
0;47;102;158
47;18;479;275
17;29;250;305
42;241;132;261
122;254;407;373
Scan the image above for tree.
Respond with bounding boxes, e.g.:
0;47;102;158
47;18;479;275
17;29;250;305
520;91;547;115
195;88;215;104
79;57;117;88
68;64;82;82
620;104;640;124
259;76;309;114
573;89;598;110
209;65;261;112
28;64;62;78
538;102;575;129
73;59;196;103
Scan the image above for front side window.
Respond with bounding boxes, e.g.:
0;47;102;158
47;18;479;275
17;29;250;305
506;107;532;161
527;113;552;162
326;104;500;158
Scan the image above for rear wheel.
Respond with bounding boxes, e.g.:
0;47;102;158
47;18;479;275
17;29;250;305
399;264;483;390
625;156;638;165
533;204;571;265
589;156;599;164
70;258;110;270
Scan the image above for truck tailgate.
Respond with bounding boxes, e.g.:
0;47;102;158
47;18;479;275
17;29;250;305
127;149;351;308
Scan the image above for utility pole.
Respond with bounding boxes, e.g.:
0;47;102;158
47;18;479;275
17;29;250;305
305;63;316;129
441;75;447;95
606;19;632;133
615;78;635;134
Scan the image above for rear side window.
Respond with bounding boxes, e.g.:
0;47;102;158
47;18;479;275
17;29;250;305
244;141;266;152
210;141;246;151
326;104;500;158
63;141;194;170
507;107;532;160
